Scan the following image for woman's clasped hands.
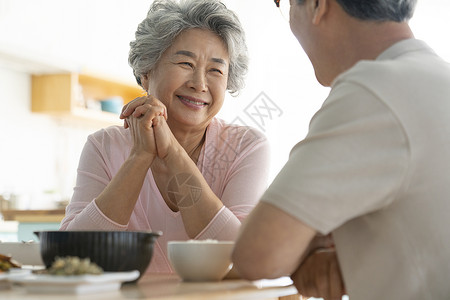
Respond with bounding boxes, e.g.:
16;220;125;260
120;95;172;161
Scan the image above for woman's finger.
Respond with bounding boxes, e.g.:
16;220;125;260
139;107;156;130
120;95;168;120
146;95;168;120
127;115;157;158
152;116;173;159
120;96;147;119
132;103;166;119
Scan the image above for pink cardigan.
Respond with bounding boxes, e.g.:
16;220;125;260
60;118;270;273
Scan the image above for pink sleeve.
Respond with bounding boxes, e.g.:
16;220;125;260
60;132;127;231
195;137;271;240
61;200;128;230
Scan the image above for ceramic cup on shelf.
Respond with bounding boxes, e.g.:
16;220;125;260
100;97;124;114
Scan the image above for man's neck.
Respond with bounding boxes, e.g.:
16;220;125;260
346;21;414;62
325;20;415;85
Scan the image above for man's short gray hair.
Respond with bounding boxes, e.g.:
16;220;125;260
129;0;248;96
295;0;417;22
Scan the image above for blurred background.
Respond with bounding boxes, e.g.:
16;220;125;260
0;0;449;240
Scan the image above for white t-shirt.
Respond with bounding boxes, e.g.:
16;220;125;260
262;39;450;299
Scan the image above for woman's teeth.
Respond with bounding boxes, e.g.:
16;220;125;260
179;96;206;105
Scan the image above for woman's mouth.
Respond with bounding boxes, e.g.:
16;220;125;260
177;96;208;109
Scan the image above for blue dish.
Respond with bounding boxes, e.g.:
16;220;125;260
100;98;123;114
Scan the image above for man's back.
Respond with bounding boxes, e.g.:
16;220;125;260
331;38;450;299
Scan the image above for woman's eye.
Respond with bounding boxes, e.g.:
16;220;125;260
211;68;223;75
179;62;193;68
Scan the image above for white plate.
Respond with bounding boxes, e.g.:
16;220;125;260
10;270;140;294
0;269;32;289
0;268;32;280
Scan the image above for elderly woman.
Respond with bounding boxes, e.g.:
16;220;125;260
60;0;270;274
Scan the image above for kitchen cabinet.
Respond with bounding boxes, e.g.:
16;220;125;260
31;73;145;126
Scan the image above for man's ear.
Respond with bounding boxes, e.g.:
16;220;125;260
312;0;328;25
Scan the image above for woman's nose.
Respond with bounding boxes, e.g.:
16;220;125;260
187;70;208;92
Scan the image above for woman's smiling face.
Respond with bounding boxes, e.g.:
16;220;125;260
142;28;229;132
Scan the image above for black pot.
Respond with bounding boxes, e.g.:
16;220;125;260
34;230;161;281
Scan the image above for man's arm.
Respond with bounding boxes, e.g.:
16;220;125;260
232;202;317;280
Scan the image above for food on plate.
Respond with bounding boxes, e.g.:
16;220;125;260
40;256;103;276
0;253;21;272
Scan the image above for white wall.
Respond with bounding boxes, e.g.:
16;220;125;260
219;0;330;180
0;0;449;209
0;68;98;209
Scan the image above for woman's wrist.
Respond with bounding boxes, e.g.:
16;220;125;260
128;149;155;169
162;142;192;167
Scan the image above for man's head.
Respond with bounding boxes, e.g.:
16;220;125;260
288;0;417;86
293;0;417;22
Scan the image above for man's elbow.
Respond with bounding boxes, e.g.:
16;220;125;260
231;250;261;281
231;249;285;281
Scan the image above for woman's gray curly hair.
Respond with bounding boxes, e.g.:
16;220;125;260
128;0;249;96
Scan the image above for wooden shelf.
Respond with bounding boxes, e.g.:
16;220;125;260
1;209;65;223
31;73;145;126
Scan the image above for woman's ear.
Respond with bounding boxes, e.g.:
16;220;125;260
312;0;328;25
140;73;150;94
